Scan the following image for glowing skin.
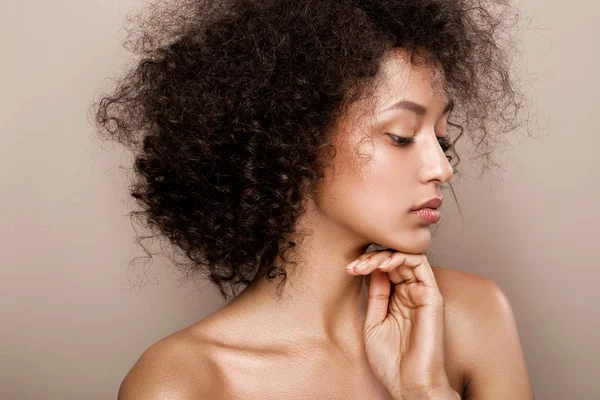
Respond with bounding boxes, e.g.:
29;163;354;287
227;48;454;351
118;42;536;400
118;47;535;400
314;50;454;256
179;48;461;398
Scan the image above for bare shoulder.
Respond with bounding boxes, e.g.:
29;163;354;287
431;265;520;352
117;329;225;400
431;265;512;314
431;265;492;304
431;265;519;343
431;265;512;347
431;266;535;399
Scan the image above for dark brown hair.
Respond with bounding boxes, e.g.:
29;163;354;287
93;0;524;300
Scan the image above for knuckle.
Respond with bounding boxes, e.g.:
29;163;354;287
369;293;391;300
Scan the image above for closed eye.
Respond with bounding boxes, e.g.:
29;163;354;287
388;134;453;152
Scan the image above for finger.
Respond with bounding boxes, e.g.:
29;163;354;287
364;268;391;330
345;251;393;275
387;267;404;285
384;256;417;285
410;255;439;290
398;263;417;284
379;253;438;289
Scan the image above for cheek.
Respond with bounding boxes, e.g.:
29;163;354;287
314;143;433;252
361;162;413;225
317;149;414;232
365;147;415;208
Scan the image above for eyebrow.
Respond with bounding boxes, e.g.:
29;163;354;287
382;99;454;116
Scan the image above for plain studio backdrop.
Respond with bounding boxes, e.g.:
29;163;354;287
1;0;598;399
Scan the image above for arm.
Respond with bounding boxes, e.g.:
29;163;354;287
462;279;535;400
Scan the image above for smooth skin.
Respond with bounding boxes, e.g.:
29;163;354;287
117;49;535;399
348;251;460;399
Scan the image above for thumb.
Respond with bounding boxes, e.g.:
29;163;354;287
364;269;391;330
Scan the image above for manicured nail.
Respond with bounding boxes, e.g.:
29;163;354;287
355;259;370;269
345;259;360;270
378;257;392;269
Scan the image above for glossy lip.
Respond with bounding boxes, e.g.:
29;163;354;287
411;208;441;224
411;196;443;211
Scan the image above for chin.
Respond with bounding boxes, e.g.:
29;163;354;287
371;227;432;255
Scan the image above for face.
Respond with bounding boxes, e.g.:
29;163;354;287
315;49;454;254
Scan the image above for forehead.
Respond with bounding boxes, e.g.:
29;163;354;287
331;48;450;143
374;48;448;108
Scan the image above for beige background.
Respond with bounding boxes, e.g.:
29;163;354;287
1;0;598;399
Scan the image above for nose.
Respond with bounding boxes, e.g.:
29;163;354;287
418;133;454;185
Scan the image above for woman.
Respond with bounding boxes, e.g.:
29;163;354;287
94;0;534;398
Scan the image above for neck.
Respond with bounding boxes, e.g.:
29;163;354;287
228;199;375;354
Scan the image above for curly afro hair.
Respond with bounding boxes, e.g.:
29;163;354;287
93;0;524;300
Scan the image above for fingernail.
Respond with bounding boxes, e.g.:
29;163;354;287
378;257;392;269
345;259;360;270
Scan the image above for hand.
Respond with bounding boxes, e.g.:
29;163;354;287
345;250;459;399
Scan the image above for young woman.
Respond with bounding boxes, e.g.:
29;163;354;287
94;0;534;398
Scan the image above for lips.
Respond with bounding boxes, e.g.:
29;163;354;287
411;208;441;223
411;196;443;211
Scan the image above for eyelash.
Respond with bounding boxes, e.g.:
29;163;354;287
389;134;453;151
388;134;454;160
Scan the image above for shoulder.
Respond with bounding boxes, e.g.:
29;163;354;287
117;329;225;400
431;265;520;352
431;265;518;342
431;265;507;313
432;266;534;399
